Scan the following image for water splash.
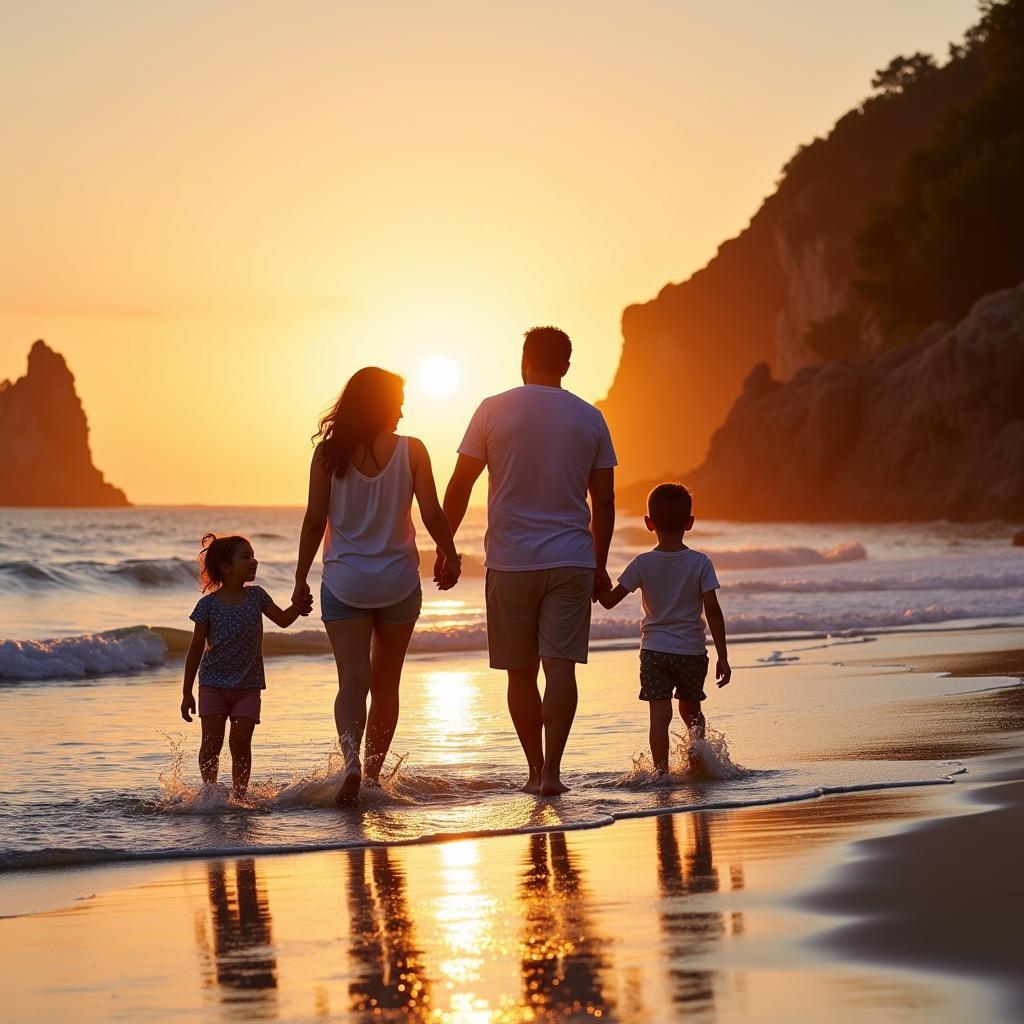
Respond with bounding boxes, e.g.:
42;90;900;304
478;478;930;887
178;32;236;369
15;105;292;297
614;726;747;789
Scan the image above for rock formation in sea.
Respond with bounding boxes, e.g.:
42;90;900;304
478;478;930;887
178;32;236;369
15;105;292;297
598;46;985;484
0;340;130;507
622;285;1024;522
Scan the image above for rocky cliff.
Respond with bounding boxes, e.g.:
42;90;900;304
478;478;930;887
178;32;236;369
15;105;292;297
599;48;984;484
0;341;129;507
623;284;1024;522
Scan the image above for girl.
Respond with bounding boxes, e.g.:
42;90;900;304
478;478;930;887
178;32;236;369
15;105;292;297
180;533;311;798
292;367;461;805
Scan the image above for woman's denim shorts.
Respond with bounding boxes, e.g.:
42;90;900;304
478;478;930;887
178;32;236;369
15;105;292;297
320;581;422;625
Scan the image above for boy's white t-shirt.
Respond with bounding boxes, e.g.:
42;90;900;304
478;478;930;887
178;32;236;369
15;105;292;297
458;385;617;571
617;548;720;655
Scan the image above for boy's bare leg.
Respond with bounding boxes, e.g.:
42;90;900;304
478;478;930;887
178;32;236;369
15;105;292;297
539;657;578;796
648;699;673;774
199;715;227;784
507;660;544;793
228;717;256;798
364;618;416;783
679;700;706;743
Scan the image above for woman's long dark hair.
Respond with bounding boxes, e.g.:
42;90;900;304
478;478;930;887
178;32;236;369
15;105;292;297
314;367;405;478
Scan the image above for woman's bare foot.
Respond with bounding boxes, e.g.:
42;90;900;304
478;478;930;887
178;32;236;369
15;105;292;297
520;776;542;794
335;766;362;806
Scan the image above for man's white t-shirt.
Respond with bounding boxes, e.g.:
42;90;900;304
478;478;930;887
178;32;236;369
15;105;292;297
617;548;720;655
458;385;617;571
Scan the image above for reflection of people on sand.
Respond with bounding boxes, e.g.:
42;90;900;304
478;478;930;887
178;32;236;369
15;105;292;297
346;846;432;1019
519;831;614;1018
656;812;743;1010
198;859;278;1013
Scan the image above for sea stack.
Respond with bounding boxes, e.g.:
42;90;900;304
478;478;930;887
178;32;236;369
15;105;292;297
0;340;130;507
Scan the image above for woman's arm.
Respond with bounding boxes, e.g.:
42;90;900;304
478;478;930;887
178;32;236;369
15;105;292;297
293;449;331;605
409;437;461;585
181;622;208;721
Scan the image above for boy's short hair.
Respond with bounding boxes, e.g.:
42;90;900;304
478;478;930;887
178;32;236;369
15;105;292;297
523;326;572;375
647;483;693;531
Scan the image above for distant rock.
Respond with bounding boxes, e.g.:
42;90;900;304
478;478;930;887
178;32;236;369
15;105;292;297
0;340;129;507
598;47;985;484
1013;531;1024;547
621;285;1024;522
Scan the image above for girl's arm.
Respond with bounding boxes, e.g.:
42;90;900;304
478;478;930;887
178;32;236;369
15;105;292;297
702;589;731;687
293;449;331;605
181;622;208;721
263;599;306;628
596;583;629;610
409;437;461;586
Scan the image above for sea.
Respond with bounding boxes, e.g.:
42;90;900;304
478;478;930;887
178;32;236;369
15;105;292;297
1;506;1022;872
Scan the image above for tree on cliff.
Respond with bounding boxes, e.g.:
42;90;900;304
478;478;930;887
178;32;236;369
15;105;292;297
855;0;1024;338
0;340;129;507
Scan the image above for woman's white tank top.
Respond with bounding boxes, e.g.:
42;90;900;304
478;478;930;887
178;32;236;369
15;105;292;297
321;435;420;607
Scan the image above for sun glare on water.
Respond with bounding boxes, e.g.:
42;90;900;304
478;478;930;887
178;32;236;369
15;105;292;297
418;355;460;398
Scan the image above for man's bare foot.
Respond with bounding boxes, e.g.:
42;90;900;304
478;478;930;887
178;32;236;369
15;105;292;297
539;777;570;796
520;775;542;794
335;767;361;806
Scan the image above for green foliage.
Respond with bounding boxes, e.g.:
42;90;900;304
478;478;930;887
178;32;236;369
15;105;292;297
871;53;938;95
854;0;1024;338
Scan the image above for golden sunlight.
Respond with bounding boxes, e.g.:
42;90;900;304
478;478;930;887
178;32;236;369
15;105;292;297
418;355;461;398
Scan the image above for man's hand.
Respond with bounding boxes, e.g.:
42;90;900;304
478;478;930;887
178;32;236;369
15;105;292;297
433;550;446;585
435;553;462;590
715;658;732;688
593;567;612;602
181;691;196;722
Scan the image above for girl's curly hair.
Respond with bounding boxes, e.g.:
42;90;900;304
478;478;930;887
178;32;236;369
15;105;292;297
197;533;250;592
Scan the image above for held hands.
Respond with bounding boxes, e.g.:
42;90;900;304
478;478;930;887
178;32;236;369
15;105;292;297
715;658;732;688
181;690;196;722
433;550;462;591
292;579;313;613
592;567;612;603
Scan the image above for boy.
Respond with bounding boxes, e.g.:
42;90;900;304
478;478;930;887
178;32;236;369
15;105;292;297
597;483;730;774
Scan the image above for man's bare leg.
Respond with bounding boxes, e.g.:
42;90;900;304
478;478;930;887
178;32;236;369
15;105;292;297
539;657;578;795
507;660;544;793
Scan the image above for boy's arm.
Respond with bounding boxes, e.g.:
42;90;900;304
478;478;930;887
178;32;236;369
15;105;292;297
181;622;208;721
702;589;731;687
596;583;629;609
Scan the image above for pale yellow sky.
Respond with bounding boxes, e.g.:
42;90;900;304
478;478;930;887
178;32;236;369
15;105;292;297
0;0;978;504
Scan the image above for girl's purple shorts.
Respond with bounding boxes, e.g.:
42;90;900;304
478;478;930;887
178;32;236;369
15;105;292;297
198;685;262;723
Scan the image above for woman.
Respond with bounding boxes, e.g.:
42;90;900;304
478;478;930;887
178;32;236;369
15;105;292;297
293;367;461;804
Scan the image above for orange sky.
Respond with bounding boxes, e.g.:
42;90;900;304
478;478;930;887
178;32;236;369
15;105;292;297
0;1;978;505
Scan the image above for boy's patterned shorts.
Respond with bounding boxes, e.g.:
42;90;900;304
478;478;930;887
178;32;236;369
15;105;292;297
639;650;709;702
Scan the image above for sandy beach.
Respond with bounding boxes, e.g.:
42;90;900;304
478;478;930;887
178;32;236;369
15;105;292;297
1;626;1021;1023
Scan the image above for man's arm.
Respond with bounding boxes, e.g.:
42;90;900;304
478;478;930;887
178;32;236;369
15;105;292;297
702;589;731;687
588;466;615;598
434;453;486;580
596;583;629;610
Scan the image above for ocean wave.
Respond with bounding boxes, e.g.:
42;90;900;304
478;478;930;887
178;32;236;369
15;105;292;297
0;626;167;681
0;557;198;589
707;542;866;570
726;566;1024;594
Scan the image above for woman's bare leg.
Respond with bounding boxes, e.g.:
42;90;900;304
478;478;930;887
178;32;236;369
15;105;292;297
199;715;227;784
228;717;256;798
364;618;417;783
325;616;374;804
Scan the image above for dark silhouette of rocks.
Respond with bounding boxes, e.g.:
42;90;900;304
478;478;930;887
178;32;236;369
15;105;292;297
622;285;1024;522
0;340;129;507
598;43;985;484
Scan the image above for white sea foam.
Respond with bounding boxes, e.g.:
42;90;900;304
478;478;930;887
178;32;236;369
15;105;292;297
0;626;167;680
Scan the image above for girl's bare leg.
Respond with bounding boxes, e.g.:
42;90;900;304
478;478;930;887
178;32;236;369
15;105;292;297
364;618;417;783
199;715;227;784
325;616;374;804
228;717;257;798
648;699;673;774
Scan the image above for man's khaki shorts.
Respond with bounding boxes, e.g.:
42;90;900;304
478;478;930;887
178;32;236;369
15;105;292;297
485;567;594;669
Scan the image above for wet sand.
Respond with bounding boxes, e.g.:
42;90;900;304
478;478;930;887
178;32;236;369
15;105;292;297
1;626;1021;1022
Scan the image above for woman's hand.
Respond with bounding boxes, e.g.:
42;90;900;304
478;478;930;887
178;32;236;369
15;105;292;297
436;553;462;590
292;579;312;608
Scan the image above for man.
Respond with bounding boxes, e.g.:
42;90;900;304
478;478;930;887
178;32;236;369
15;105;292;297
436;326;616;795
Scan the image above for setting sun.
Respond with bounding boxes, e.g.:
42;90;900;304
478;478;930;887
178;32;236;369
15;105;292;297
418;355;461;398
